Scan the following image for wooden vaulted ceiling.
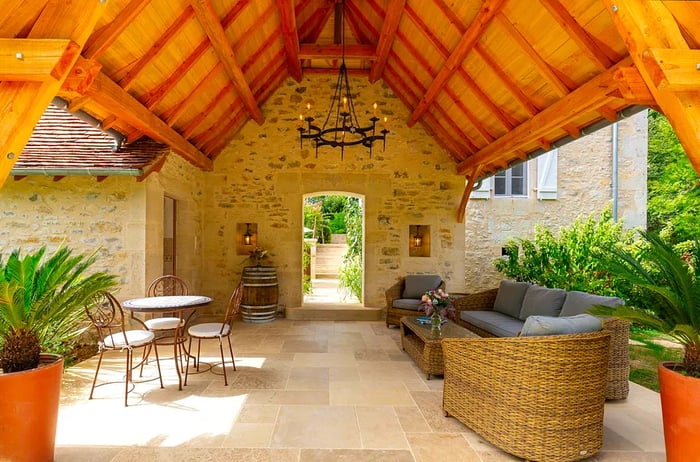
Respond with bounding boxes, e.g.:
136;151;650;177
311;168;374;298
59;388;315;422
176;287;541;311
1;0;700;204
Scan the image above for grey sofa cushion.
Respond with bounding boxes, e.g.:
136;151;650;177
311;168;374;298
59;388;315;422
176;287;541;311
493;280;530;318
402;274;442;299
518;285;567;320
520;314;603;337
392;298;423;311
460;310;524;337
560;290;624;317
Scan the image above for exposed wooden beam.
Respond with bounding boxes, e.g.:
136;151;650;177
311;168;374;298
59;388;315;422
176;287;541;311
83;0;151;59
458;165;483;223
370;0;406;82
0;0;105;188
298;44;376;60
190;0;263;124
644;48;700;91
297;5;334;43
611;64;655;106
407;0;506;127
163;64;224;127
0;38;73;81
603;0;700;176
276;0;302;82
456;57;633;174
181;83;233;139
539;0;612;71
86;71;212;170
67;95;91;112
118;6;195;90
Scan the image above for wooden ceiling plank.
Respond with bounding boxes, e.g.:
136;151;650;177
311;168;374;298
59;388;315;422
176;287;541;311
83;0;151;59
433;102;479;153
242;29;282;74
495;13;571;97
444;86;494;145
298;5;334;43
645;48;700;91
205;108;247;156
164;63;224;127
190;0;263;125
370;0;406;82
539;0;612;71
431;0;467;33
344;0;379;44
604;0;700;176
276;0;302;82
456;57;633;174
461;70;518;130
119;6;195;90
182;83;233;139
458;165;484;223
298;44;376;60
0;0;105;187
0;38;72;81
407;0;506;127
86;71;212;170
474;44;539;116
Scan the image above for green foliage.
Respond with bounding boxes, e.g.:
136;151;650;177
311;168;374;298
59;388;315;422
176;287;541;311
338;254;362;301
493;207;633;297
589;232;700;377
304;196;360;242
0;246;117;372
647;110;700;245
338;198;363;301
302;241;312;295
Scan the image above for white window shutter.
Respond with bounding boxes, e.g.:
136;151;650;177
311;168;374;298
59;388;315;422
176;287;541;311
469;177;491;199
537;149;558;200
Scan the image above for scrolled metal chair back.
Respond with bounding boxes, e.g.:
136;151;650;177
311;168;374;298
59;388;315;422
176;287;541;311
147;275;189;297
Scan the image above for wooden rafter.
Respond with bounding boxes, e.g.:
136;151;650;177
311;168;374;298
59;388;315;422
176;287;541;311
0;38;73;81
276;0;302;82
407;0;506;127
190;0;263;125
603;0;700;175
369;0;405;82
118;6;195;90
538;0;612;71
458;165;484;223
298;44;376;60
181;83;233;139
163;64;224;127
297;5;334;43
456;57;634;174
0;0;105;187
83;0;151;59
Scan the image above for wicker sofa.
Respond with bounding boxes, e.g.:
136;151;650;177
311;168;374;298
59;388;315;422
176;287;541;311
442;330;611;462
385;274;444;327
453;281;630;400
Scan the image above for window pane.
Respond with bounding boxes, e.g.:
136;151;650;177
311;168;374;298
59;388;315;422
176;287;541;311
494;176;506;195
512;178;525;195
511;163;524;177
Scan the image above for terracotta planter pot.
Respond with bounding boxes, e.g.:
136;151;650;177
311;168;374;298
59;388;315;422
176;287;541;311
658;361;700;461
0;354;63;462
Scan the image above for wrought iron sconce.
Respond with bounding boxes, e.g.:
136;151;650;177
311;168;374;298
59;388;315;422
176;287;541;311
412;225;423;248
244;223;253;246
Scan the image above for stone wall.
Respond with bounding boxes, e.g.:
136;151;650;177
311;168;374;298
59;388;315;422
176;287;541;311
463;111;648;291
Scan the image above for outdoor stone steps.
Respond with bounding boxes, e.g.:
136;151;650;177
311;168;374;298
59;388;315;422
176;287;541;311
315;243;347;278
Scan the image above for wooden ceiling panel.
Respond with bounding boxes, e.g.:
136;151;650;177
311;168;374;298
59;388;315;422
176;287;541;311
664;1;700;49
0;0;46;38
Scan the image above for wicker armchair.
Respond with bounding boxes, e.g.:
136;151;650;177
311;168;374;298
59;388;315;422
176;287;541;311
442;330;610;462
385;275;445;327
453;288;630;400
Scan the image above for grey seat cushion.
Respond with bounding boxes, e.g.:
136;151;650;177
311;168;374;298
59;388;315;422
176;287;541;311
560;290;624;317
518;285;567;320
392;298;423;311
460;310;524;337
493;280;530;318
402;274;442;299
520;314;603;337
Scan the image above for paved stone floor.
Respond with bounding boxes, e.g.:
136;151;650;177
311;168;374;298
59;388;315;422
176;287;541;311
56;319;666;461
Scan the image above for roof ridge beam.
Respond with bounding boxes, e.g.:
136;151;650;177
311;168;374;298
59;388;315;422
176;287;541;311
407;0;506;127
190;0;263;125
83;0;151;59
276;0;302;82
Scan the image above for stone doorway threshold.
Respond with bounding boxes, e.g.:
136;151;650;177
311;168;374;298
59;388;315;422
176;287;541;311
287;279;382;321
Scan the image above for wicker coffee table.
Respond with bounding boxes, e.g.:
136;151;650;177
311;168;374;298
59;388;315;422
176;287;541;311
400;316;477;379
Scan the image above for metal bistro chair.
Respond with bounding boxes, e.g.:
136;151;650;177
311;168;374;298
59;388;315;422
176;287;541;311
85;291;163;406
185;282;243;386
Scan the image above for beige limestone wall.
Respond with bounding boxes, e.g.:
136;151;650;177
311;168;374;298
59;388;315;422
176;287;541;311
463;111;648;291
203;75;466;309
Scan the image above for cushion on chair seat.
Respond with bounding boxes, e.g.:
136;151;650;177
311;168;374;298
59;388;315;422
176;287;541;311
103;330;155;348
188;323;230;338
392;298;424;311
144;317;184;331
402;274;442;298
520;314;603;337
460;311;524;337
559;291;624;317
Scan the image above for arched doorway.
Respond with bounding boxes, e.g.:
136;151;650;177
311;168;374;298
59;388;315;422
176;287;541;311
302;192;364;307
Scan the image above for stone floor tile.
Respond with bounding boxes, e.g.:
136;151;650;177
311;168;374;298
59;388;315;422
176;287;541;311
271;405;360;448
356;406;409;449
406;433;481;462
300;448;414;461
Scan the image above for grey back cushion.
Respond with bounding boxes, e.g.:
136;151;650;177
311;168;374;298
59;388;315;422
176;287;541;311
560;290;624;317
518;285;567;320
520;314;603;337
493;280;531;318
402;274;442;299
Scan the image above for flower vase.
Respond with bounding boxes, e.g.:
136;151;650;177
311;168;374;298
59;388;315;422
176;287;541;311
430;311;442;336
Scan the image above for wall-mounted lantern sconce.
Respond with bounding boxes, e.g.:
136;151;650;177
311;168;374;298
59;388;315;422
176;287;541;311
244;223;253;245
412;225;423;248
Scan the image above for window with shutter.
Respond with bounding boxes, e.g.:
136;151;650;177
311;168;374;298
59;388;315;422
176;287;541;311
537;149;558;200
494;163;528;197
469;177;491;199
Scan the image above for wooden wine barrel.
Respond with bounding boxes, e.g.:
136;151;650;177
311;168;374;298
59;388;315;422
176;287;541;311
241;266;278;323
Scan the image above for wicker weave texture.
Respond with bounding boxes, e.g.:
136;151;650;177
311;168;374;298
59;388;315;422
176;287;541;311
385;277;445;327
442;331;610;462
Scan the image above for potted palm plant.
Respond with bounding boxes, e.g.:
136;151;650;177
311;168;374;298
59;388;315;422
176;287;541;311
591;232;700;461
0;246;116;462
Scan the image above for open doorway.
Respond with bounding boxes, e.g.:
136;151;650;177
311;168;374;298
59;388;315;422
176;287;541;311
302;193;364;306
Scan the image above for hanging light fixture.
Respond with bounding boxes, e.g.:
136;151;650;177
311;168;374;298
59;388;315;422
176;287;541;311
297;0;389;159
412;225;423;248
243;223;253;246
